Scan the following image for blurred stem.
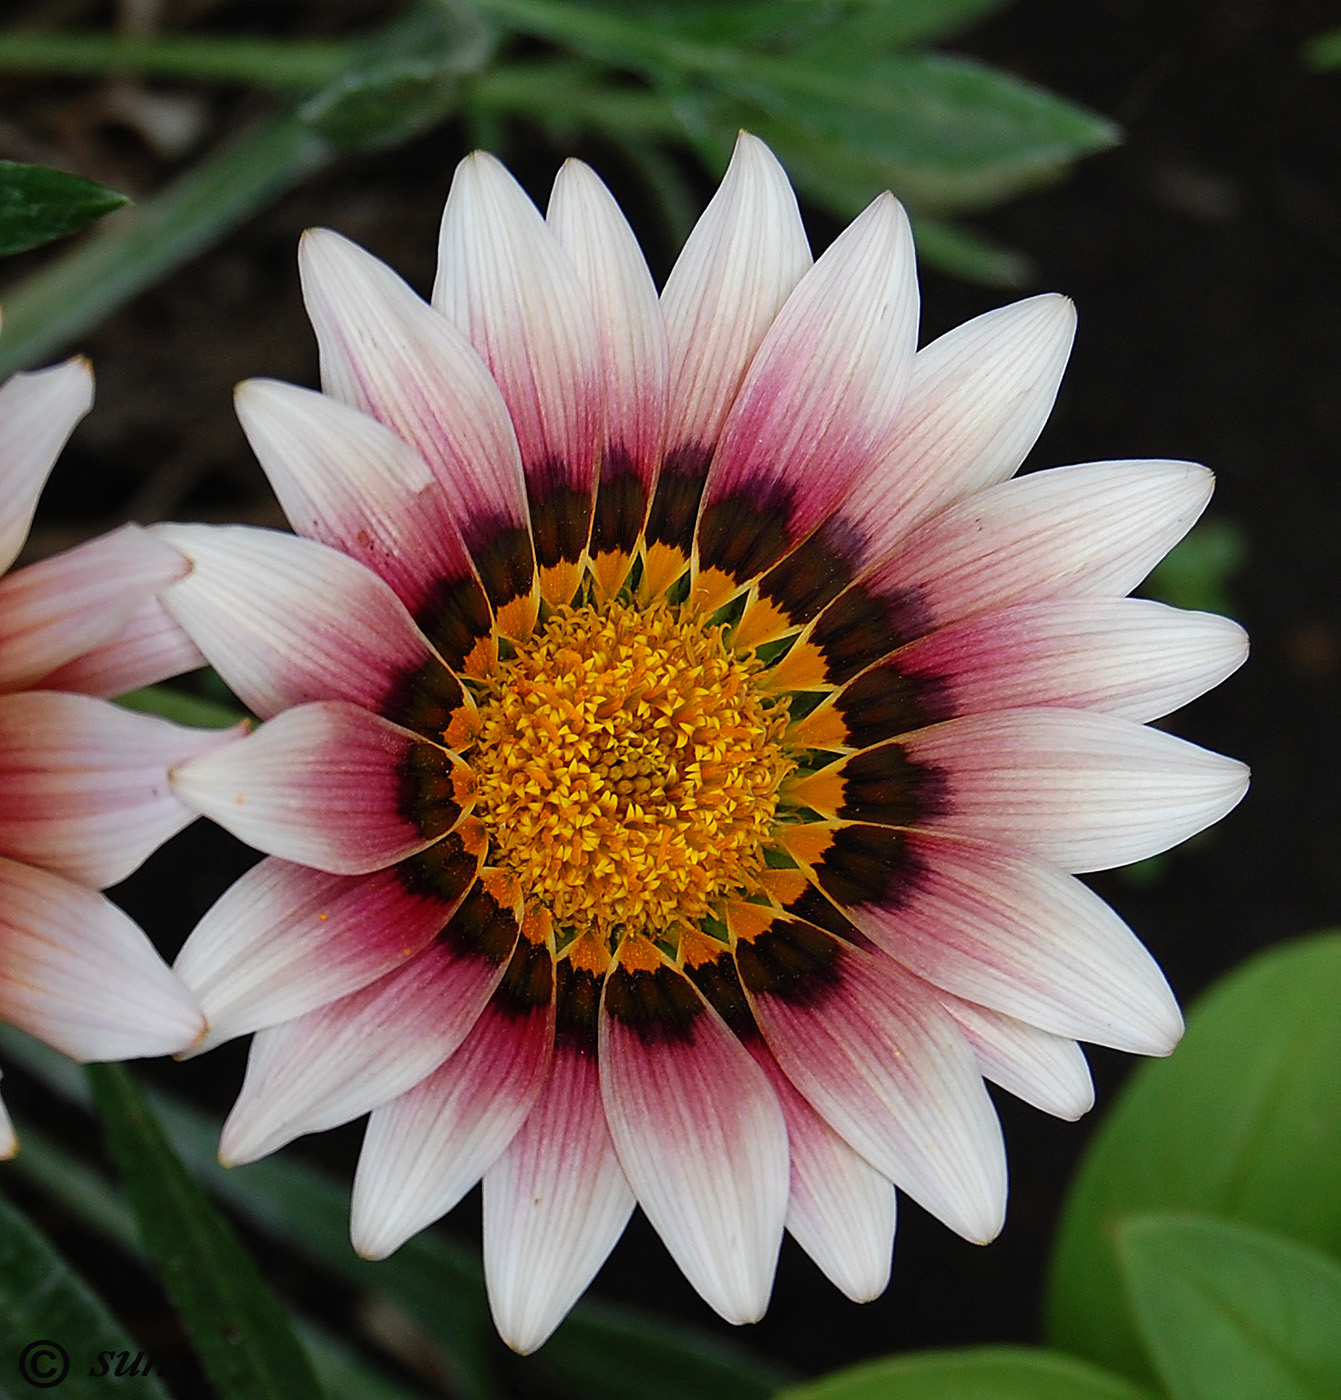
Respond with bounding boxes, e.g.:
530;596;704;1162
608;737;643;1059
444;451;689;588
0;30;351;88
465;62;682;137
0;113;332;376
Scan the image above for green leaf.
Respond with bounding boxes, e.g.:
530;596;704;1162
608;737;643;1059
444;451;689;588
0;161;127;256
1304;27;1341;69
0;1188;172;1398
87;1063;326;1400
1139;518;1247;616
777;1345;1160;1400
538;1298;789;1400
0;31;351;89
8;1113;430;1400
1117;1214;1341;1400
116;683;249;729
0;1;490;377
474;0;1118;211
1047;932;1341;1387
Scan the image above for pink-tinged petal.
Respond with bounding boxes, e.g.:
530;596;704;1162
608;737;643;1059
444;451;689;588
0;690;241;888
642;133;811;594
0;357;93;574
753;1043;896;1304
0;524;189;693
547;159;669;597
843;294;1076;563
696;192;918;604
731;908;1006;1244
219;876;521;1164
171;701;470;876
661;133;811;461
938;991;1094;1120
482;1041;635;1353
810;827;1183;1056
351;964;556;1261
175;838;482;1053
599;943;789;1324
0;854;203;1061
435;153;603;603
0;1085;15;1159
873;459;1214;631
235;379;495;676
40;593;206;697
900;707;1250;873
152;523;467;727
298;229;536;631
766;460;1217;695
890;597;1249;726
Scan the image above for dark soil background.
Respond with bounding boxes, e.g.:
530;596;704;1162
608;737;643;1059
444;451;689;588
2;0;1340;1393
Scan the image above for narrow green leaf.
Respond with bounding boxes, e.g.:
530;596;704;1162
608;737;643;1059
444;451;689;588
1117;1214;1341;1400
777;1346;1160;1400
538;1297;791;1399
474;0;1117;210
0;114;330;377
116;683;249;729
4;1027;788;1400
0;31;350;89
0;1187;171;1398
1304;27;1341;69
9;1112;430;1400
87;1063;326;1400
910;216;1031;286
0;1;490;376
147;1091;788;1400
1047;932;1341;1386
0;161;127;256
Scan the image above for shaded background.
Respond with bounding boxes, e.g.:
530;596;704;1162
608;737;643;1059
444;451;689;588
2;0;1339;1391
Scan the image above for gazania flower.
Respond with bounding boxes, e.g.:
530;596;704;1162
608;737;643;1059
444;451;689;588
156;135;1247;1350
0;344;230;1155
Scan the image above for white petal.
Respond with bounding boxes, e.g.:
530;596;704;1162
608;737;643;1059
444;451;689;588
756;1047;895;1303
171;702;467;876
352;991;554;1259
0;854;203;1060
152;523;454;722
0;357;93;573
938;992;1095;1120
905;707;1250;872
0;524;190;692
844;293;1076;559
0;690;240;888
483;1044;635;1353
599;959;789;1324
660;132;811;455
175;847;480;1052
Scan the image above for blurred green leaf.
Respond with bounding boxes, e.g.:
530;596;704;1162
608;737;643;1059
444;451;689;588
148;1090;789;1400
1140;519;1247;616
0;1;491;377
1304;27;1341;69
7;1113;431;1400
116;683;249;729
1117;1213;1341;1400
88;1063;326;1400
473;0;1117;213
0;1187;172;1398
0;31;349;89
777;1346;1159;1400
0;161;127;256
1047;932;1341;1387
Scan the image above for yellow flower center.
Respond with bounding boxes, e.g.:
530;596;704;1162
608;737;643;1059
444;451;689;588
468;601;792;946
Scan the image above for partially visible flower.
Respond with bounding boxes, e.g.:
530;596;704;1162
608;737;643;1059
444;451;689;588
0;344;234;1155
156;136;1247;1350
